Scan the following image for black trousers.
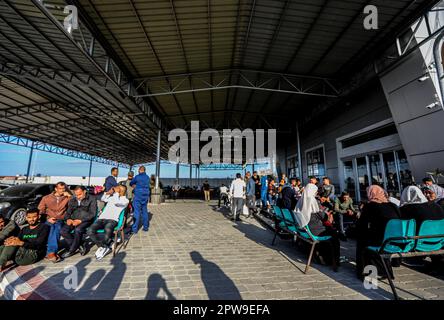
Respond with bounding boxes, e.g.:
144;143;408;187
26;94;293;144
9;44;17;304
356;240;394;280
218;194;228;207
87;219;118;248
318;230;341;266
61;221;91;253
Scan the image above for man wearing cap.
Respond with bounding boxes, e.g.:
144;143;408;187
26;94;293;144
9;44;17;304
124;171;135;209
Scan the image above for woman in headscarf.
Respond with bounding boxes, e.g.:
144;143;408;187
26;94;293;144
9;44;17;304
294;184;340;270
400;186;444;232
400;185;444;266
356;185;401;280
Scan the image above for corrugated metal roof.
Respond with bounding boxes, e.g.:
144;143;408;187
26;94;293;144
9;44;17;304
0;0;438;164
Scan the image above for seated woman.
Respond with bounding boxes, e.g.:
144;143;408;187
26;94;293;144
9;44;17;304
294;184;340;271
356;185;401;280
400;186;444;266
400;186;444;231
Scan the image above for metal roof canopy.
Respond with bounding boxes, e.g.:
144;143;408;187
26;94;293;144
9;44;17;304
0;0;439;167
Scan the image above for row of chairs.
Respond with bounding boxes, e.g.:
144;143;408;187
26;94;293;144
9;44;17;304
271;206;333;274
366;219;444;300
270;205;444;299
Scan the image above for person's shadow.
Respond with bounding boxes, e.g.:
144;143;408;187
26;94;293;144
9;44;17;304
145;273;176;300
190;251;241;300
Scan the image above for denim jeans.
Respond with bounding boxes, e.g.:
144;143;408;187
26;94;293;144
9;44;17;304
45;220;63;255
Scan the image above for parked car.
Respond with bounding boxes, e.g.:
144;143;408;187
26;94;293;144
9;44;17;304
0;184;11;191
0;183;55;225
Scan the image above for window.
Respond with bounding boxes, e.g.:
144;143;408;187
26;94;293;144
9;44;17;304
287;155;300;178
341;123;398;148
306;147;325;179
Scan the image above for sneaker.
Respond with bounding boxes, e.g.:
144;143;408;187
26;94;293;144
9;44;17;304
61;251;76;259
97;247;111;260
95;247;105;258
79;245;87;256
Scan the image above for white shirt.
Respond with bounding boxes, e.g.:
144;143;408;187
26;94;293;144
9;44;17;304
99;193;129;221
220;186;228;195
230;179;246;198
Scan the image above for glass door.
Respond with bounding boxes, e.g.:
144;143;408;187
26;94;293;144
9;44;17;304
343;160;356;199
368;154;384;187
356;157;370;201
382;151;400;197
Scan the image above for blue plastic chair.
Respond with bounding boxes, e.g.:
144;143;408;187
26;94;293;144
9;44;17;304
367;219;416;254
416;219;444;252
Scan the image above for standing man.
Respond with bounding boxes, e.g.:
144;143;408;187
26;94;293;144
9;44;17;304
260;175;268;209
60;186;97;259
38;182;71;263
245;172;256;214
130;166;151;234
230;173;246;221
123;171;135;210
203;180;211;202
320;176;336;202
104;167;119;192
172;180;181;202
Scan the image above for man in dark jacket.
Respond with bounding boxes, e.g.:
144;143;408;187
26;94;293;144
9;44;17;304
281;184;296;210
60;186;97;258
104;167;119;192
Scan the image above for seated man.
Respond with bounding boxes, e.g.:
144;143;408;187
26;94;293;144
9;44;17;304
87;185;129;261
0;216;19;246
333;192;357;239
0;209;49;271
60;186;97;259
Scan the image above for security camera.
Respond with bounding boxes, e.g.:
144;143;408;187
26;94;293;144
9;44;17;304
418;75;430;82
426;101;440;109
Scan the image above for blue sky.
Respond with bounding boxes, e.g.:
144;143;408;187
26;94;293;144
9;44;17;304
0;142;261;179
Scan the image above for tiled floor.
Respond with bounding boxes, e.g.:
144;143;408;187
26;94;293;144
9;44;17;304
2;200;444;300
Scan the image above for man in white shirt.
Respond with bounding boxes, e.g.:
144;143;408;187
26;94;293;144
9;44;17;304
87;185;129;260
172;180;181;202
218;184;229;208
230;173;246;221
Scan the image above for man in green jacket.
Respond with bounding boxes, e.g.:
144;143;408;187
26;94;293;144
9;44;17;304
334;192;357;238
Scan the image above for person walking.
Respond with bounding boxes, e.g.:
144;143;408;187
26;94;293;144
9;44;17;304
130;166;151;234
230;173;246;221
203;180;211;202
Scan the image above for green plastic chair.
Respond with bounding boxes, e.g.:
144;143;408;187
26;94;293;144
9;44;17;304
416;219;444;252
367;219;416;254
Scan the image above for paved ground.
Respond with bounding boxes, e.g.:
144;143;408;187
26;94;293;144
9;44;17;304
1;200;444;300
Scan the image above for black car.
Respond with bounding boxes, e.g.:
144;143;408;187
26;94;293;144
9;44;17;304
0;183;55;225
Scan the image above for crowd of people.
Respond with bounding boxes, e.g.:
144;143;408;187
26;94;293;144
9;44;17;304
0;166;153;271
219;172;444;276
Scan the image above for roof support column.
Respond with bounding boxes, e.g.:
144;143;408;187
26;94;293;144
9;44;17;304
176;162;180;184
152;129;162;204
155;129;161;189
296;122;303;182
88;158;93;186
190;164;193;188
25;141;35;183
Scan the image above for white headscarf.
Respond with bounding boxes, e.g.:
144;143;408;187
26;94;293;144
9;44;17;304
400;186;428;207
293;184;319;228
